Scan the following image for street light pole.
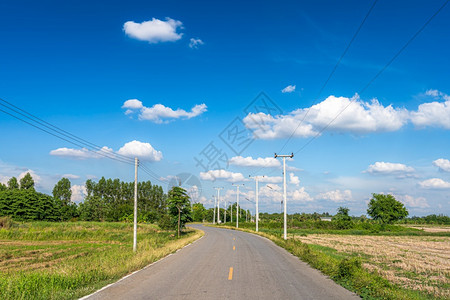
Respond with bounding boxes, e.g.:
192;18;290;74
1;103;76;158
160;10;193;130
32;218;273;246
249;175;264;232
213;195;216;224
133;157;139;252
275;153;294;240
214;187;223;224
232;183;244;228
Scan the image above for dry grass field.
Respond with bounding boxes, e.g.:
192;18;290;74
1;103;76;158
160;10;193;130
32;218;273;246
296;233;450;298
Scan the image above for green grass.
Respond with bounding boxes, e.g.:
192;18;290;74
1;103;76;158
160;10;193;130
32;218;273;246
0;221;203;300
216;223;447;299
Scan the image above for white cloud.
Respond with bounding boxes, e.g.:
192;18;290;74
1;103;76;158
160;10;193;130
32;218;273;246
433;158;450;172
396;194;429;208
410;89;450;129
244;95;409;139
366;162;415;175
259;176;283;183
229;156;280;168
123;18;183;44
418;178;450;189
290;187;313;202
18;169;41;185
316;189;352;202
123;99;207;123
71;185;86;203
117;140;163;162
289;173;300;186
282;85;296;93
189;38;204;49
122;99;143;109
62;174;80;180
50;141;162;162
199;170;246;183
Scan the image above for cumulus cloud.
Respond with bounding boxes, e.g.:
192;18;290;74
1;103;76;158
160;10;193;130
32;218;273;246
418;178;450;189
290;187;313;202
117;140;163;161
244;95;409;139
282;85;296;93
259;176;283;183
122;99;143;109
189;38;204;49
62;174;80;180
50;141;162;162
199;170;246;183
410;90;450;129
229;156;280;168
123;99;207;123
316;189;352;202
18;170;41;185
366;162;415;175
123;18;183;43
71;185;86;203
433;158;450;172
289;173;300;186
396;194;429;208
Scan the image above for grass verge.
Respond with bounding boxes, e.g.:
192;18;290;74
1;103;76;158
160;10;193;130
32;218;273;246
215;225;445;300
0;221;203;300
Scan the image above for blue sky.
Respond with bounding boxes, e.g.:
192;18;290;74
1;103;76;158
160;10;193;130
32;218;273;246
1;0;449;216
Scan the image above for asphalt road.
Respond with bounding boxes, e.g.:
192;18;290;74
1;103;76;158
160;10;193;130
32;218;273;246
85;224;359;300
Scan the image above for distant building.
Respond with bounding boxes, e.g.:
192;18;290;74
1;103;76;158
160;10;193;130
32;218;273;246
320;217;332;222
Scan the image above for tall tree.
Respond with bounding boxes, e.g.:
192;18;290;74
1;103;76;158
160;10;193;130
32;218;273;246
53;178;72;205
367;193;408;224
7;177;19;190
0;183;7;191
19;173;35;190
167;186;192;238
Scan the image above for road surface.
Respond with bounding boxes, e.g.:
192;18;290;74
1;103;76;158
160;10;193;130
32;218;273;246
86;224;359;299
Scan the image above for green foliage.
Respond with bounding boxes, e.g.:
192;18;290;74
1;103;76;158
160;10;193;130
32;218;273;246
158;214;176;230
332;207;354;229
336;257;361;279
0;216;13;229
367;193;408;224
0;183;7;191
7;177;19;190
53;178;72;205
192;203;207;222
0;190;59;221
19;172;35;190
167;186;192;237
402;214;450;225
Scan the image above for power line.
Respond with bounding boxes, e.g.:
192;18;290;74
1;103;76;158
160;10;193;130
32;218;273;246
278;0;379;153
248;0;378;178
0;107;134;165
0;97;135;163
294;0;449;156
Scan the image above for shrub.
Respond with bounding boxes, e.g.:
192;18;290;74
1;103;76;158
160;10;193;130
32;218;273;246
0;216;13;229
158;214;175;230
336;257;361;279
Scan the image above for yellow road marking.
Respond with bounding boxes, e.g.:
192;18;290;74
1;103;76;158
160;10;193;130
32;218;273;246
233;237;235;241
233;246;235;251
228;267;233;280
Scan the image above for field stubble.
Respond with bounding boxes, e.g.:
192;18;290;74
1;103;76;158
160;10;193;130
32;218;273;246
296;233;449;298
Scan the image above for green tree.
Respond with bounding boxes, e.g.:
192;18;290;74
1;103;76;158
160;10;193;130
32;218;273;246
192;203;207;222
7;177;19;190
0;183;6;191
333;206;353;229
53;178;72;205
367;193;408;224
19;173;35;190
167;186;192;238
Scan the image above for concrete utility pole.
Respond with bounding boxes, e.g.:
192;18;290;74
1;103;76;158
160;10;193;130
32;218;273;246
231;203;233;223
224;199;227;223
213;195;216;224
214;187;223;224
275;153;294;240
133;157;139;252
249;176;264;232
232;184;244;228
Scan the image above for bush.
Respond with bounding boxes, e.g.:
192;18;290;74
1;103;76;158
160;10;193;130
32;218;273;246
0;216;13;229
158;214;175;230
336;257;361;279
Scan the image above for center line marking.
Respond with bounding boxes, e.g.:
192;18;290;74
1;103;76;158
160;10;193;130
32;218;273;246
233;246;235;251
233;237;235;241
228;267;233;280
